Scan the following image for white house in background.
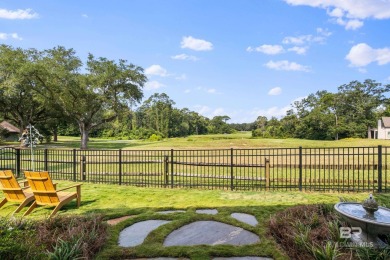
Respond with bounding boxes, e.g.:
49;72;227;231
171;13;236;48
368;117;390;140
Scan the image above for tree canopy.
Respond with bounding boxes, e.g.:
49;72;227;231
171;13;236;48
251;79;390;140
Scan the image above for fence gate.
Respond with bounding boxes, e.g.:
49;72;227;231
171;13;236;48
0;147;19;177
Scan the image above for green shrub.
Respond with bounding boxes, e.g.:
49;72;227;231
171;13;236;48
149;134;162;141
0;217;45;259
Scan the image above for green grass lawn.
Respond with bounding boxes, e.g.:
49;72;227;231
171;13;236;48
1;135;390;258
3;132;390;150
0;181;376;259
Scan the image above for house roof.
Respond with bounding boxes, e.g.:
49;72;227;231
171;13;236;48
382;117;390;128
0;121;21;133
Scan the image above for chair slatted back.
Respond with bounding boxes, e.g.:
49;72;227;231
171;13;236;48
24;171;60;205
0;170;26;202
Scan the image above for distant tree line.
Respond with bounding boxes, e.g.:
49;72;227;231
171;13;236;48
249;79;390;140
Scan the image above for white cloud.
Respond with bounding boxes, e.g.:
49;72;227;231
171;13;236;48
246;44;285;55
248;28;330;57
181;36;213;51
250;106;291;119
282;29;330;46
288;46;307;55
184;89;191;93
145;81;165;91
175;74;187;80
346;43;390;67
0;8;38;19
193;105;226;118
282;35;312;45
0;32;22;40
268;87;282;96
335;17;364;30
316;27;332;37
284;0;390;30
211;108;225;117
82;14;88;18
145;64;168;77
171;53;199;61
194;105;211;115
265;60;310;72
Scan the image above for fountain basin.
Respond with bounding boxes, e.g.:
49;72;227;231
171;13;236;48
334;202;390;236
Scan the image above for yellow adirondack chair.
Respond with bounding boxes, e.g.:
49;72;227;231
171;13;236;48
23;171;82;218
0;170;35;215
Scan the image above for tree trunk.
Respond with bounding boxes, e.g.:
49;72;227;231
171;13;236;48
53;127;58;142
79;122;89;149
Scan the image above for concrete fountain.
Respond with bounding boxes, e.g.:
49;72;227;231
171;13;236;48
334;194;390;247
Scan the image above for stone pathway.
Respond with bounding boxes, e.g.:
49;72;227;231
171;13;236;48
231;213;258;226
195;209;218;215
118;220;171;247
163;221;259;246
157;210;186;214
116;209;272;259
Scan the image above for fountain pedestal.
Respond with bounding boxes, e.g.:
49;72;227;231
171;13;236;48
335;201;390;248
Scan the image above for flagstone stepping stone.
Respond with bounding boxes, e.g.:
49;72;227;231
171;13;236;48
231;213;258;226
195;209;218;215
163;221;260;246
119;220;171;247
157;210;186;214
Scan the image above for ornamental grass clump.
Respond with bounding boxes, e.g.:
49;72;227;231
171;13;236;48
37;214;108;260
268;204;353;260
0;214;108;260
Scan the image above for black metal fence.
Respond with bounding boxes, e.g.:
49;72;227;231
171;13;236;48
0;146;389;192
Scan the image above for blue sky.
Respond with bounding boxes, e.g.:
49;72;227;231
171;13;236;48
1;0;390;123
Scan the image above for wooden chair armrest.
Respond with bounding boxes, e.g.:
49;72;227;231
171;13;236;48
18;180;29;188
56;183;82;192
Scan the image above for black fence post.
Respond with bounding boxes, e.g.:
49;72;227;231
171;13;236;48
164;155;169;186
73;149;77;181
170;149;174;188
299;146;303;191
119;149;122;185
80;155;86;181
230;148;234;191
44;148;48;171
378;145;383;193
15;148;21;178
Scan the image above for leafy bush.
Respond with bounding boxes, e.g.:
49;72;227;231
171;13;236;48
0;217;46;259
149;134;162;141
